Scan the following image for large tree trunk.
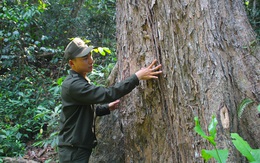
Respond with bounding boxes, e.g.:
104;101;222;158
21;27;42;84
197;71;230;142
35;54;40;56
91;0;260;162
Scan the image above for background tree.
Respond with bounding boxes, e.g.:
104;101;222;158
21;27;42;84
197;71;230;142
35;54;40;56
91;0;259;162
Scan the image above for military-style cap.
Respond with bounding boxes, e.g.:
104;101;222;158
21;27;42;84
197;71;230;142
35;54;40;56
64;38;94;60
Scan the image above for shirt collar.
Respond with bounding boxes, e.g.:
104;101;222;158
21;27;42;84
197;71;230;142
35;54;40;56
69;70;89;82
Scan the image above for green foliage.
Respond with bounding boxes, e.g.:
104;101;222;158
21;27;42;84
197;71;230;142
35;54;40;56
231;133;260;162
0;0;117;71
0;125;26;157
194;116;218;146
32;80;62;149
90;47;115;84
0;0;45;68
194;116;260;163
201;149;229;163
38;0;116;48
88;62;116;85
244;0;260;39
237;98;259;119
237;98;254;118
93;47;112;56
194;116;229;163
33;104;61;149
0;0;116;159
0;66;62;157
82;0;116;46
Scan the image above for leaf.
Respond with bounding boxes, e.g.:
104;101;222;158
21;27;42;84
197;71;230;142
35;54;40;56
194;117;207;138
202;149;229;163
245;1;249;6
237;98;254;118
194;117;216;146
207;136;216;146
98;47;106;56
37;105;47;110
251;149;260;162
257;105;260;113
208;115;218;139
37;0;48;12
231;133;255;162
84;39;91;44
201;149;213;161
103;47;111;54
33;141;44;147
0;130;7;140
57;77;64;86
92;48;99;53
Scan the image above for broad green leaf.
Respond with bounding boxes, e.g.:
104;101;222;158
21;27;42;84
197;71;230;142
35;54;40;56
103;47;111;54
0;130;7;140
54;104;62;113
98;47;106;56
57;77;64;86
84;39;91;44
37;0;48;12
207;136;216;146
92;49;99;53
231;133;255;162
202;149;229;163
251;149;260;162
194;117;216;146
34;113;45;120
257;105;260;112
238;98;254;118
217;149;229;163
208;115;218;139
37;105;47;110
201;149;213;161
0;129;7;136
33;141;44;147
8;99;20;104
194;117;207;138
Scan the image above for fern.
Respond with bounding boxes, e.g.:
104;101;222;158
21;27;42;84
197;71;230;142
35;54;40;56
237;98;254;119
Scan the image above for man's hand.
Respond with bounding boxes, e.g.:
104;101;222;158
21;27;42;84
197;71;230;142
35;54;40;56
108;100;120;111
135;59;162;80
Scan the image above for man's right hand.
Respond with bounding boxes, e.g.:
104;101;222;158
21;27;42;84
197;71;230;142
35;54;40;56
135;59;162;80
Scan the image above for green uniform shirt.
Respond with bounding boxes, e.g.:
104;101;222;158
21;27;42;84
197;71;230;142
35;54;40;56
58;70;139;149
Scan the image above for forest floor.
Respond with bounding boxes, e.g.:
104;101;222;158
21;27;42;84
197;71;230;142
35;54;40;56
3;143;58;163
23;143;58;163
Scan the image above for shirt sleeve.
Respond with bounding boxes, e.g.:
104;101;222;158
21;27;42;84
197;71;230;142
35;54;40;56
69;74;139;105
96;104;110;116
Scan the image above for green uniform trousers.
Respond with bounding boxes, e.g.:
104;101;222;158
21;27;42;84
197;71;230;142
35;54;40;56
58;146;92;163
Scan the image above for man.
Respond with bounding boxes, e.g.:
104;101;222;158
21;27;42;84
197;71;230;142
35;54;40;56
58;37;162;162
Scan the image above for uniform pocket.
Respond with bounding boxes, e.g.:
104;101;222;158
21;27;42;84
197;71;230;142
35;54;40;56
71;148;92;162
58;147;75;162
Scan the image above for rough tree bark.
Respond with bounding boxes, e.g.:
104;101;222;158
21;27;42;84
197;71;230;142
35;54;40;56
91;0;260;162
